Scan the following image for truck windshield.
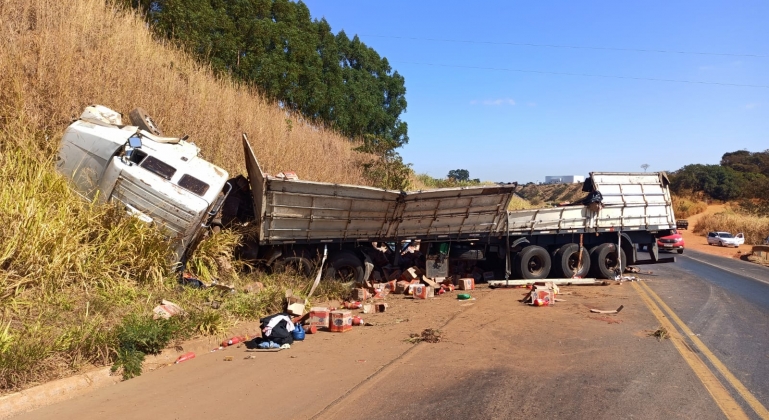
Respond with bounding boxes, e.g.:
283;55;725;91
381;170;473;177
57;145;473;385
140;156;176;180
178;174;210;196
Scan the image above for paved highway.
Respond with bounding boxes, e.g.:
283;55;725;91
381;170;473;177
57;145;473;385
11;250;769;420
644;249;769;417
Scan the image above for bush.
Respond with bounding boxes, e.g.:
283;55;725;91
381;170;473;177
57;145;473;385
671;196;708;219
111;314;180;379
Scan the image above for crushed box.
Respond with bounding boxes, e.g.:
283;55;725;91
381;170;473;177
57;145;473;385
394;280;410;294
285;289;307;316
531;286;554;306
351;288;370;301
330;310;353;332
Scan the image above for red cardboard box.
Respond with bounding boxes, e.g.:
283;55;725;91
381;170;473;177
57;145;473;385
330;310;353;332
458;278;475;290
531;286;554;306
309;307;330;329
413;285;434;299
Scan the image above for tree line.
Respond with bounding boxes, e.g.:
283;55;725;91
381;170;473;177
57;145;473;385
121;0;410;187
669;150;769;212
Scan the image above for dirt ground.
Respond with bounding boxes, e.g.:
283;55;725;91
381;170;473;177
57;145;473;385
13;279;723;420
677;205;755;259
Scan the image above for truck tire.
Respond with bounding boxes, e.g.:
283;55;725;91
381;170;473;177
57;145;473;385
324;250;365;284
589;243;627;279
272;254;313;278
129;107;163;136
513;245;551;279
553;243;590;278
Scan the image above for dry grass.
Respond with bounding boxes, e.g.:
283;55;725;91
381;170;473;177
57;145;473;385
0;0;370;183
694;210;769;245
508;195;537;210
0;0;366;392
671;196;708;219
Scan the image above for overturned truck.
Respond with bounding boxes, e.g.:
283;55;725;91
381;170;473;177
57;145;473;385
57;105;676;283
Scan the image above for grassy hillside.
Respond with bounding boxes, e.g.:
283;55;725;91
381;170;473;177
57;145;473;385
0;0;365;392
0;0;369;182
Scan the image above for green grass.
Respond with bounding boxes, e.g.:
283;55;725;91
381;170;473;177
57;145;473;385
0;128;352;391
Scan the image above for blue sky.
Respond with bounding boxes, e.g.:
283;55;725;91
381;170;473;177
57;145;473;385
302;1;768;183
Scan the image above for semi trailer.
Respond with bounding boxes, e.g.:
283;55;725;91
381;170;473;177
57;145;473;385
57;105;676;283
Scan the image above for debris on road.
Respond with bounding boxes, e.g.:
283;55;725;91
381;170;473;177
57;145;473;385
523;282;556;306
651;327;670;340
174;352;196;364
406;328;442;344
330;310;353;332
589;305;624;314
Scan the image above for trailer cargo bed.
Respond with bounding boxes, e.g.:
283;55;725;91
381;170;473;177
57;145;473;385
243;136;516;244
500;172;674;236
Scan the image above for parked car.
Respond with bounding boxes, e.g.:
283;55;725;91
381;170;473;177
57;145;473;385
676;219;689;230
658;229;685;254
706;232;745;247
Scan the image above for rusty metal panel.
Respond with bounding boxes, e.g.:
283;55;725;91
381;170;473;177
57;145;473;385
242;135;268;241
391;186;515;239
262;178;399;242
257;171;516;243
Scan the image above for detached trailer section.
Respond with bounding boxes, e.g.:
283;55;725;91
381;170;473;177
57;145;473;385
235;136;676;282
495;172;676;279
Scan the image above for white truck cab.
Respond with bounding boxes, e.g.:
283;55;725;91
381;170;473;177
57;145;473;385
57;105;230;264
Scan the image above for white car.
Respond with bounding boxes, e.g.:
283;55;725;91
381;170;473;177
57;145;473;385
706;231;745;247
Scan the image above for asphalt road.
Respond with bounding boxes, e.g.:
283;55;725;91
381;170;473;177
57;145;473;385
10;251;769;420
644;249;769;415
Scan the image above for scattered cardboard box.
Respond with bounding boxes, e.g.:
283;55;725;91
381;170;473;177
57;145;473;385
457;278;475;290
330;310;353;332
413;285;434;299
375;303;388;313
285;289;307;316
395;280;410;294
351;288;370;301
402;267;419;280
309;307;330;329
421;275;440;289
528;285;554;306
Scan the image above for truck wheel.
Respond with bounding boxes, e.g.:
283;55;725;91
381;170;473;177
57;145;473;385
324;250;365;284
589;243;626;279
513;245;551;279
272;254;313;278
553;243;590;278
129;107;163;136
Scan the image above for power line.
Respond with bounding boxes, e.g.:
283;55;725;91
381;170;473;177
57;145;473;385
362;34;768;59
392;61;769;88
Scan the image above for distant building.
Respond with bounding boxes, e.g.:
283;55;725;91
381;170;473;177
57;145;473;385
545;175;585;184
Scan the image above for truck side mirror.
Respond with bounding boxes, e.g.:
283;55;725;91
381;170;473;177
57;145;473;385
128;135;142;148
